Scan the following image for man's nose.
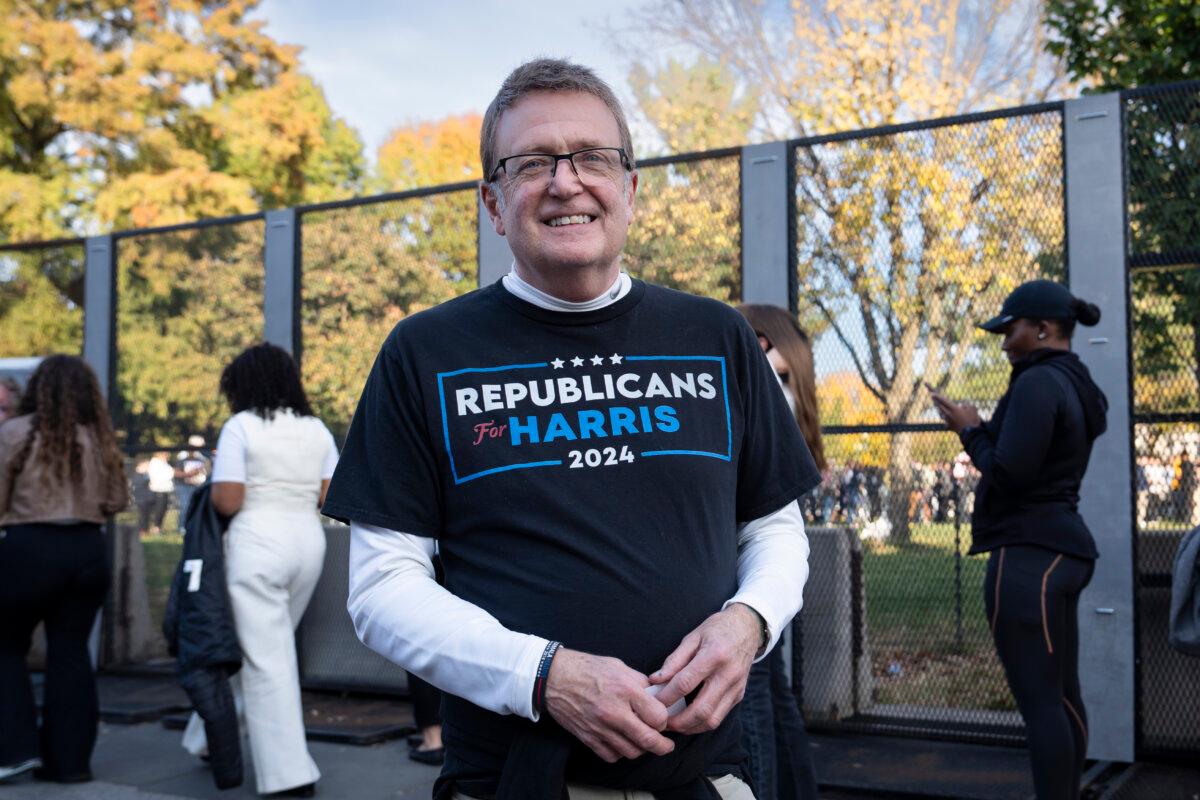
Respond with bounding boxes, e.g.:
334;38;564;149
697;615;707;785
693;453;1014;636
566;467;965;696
547;158;584;195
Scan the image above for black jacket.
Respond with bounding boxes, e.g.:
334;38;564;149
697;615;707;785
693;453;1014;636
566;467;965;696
163;482;240;673
962;348;1108;559
163;482;243;790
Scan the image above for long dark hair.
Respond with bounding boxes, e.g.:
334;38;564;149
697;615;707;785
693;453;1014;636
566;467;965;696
8;354;125;495
219;343;313;420
736;304;828;472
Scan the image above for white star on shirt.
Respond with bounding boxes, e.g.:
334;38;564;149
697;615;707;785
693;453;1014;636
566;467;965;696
590;355;604;366
551;358;564;369
571;356;585;367
609;354;623;364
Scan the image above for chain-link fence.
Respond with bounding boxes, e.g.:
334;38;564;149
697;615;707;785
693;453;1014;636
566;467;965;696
625;150;742;303
0;240;87;359
298;187;478;440
1125;79;1200;761
112;218;266;448
105;217;265;666
791;105;1067;743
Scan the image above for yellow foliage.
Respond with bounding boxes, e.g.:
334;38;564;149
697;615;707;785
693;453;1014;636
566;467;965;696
376;115;483;191
629;57;758;153
0;1;363;243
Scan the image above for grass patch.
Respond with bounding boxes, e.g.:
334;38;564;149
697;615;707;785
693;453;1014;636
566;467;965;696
861;523;1015;711
142;533;184;632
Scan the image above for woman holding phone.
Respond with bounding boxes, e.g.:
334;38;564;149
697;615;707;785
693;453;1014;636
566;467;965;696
930;280;1106;800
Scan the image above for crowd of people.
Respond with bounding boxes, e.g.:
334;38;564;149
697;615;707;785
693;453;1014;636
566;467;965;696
0;56;1168;800
801;457;979;529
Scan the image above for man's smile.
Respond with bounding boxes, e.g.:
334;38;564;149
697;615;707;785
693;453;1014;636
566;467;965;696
545;214;596;227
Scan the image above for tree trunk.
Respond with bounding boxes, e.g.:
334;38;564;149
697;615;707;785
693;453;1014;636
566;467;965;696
887;433;914;543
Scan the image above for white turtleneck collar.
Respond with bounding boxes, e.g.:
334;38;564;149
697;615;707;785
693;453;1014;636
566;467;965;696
501;266;632;312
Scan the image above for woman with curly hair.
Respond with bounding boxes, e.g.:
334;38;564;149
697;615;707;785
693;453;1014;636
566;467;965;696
181;343;337;798
0;355;128;783
735;304;826;800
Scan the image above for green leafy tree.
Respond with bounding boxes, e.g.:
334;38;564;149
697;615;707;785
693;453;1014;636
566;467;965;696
1044;0;1199;90
1046;0;1200;416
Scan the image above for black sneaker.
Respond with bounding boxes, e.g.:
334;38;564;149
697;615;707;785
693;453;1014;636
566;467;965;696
408;746;445;766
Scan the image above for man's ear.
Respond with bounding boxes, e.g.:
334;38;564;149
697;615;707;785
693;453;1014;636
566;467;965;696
625;170;638;225
480;182;506;236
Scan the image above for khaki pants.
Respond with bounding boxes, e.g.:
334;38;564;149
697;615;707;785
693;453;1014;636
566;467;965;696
453;773;755;800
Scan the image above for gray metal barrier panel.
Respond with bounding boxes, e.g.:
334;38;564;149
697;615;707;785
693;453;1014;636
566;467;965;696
298;525;409;694
791;526;872;721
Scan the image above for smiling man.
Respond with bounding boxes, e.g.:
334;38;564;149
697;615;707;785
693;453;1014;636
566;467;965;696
322;59;819;800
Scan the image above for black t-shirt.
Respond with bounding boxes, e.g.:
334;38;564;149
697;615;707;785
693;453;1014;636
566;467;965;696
322;279;819;781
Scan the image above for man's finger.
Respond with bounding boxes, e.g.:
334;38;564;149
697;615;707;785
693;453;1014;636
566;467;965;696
586;736;620;764
617;717;675;758
606;711;674;759
665;673;739;735
653;648;717;709
630;684;670;732
650;634;700;686
606;728;650;761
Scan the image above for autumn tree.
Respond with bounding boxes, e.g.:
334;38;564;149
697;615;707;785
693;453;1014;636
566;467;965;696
612;59;746;303
114;224;264;445
0;0;365;239
0;0;369;440
619;0;1067;539
0;246;85;356
301;115;482;438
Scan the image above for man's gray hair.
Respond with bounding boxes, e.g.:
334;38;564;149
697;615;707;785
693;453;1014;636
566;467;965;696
480;58;637;183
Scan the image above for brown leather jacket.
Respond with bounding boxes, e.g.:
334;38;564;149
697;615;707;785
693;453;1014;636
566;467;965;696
0;414;129;525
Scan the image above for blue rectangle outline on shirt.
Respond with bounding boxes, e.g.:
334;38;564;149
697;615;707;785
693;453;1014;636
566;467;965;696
437;362;554;485
625;355;731;461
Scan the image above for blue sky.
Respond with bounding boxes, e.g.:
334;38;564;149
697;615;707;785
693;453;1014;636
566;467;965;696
249;0;645;159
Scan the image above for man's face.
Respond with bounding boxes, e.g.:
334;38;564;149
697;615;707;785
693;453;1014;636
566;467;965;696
482;90;637;281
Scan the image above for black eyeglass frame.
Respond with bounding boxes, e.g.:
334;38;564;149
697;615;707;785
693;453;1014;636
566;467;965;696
487;147;632;184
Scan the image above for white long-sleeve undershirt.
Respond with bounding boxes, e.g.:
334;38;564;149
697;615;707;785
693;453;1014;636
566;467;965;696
347;500;808;722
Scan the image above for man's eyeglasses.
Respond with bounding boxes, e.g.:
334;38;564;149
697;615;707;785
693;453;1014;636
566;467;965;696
488;147;631;187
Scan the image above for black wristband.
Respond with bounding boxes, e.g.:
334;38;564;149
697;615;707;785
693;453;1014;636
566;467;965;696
532;640;562;716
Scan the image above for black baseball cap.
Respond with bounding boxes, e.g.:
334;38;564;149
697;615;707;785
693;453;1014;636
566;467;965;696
978;279;1074;333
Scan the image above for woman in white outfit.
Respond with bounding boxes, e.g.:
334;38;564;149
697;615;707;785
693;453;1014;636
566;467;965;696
183;343;337;798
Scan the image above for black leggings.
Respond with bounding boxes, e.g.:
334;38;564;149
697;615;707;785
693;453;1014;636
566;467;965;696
985;545;1094;800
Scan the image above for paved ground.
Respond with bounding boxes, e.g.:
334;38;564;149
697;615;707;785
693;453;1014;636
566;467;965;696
0;720;438;799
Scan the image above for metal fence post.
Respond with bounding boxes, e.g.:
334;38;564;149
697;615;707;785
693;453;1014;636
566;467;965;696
264;208;298;356
477;192;511;287
1064;91;1135;763
741;141;791;307
83;235;114;399
82;234;115;667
